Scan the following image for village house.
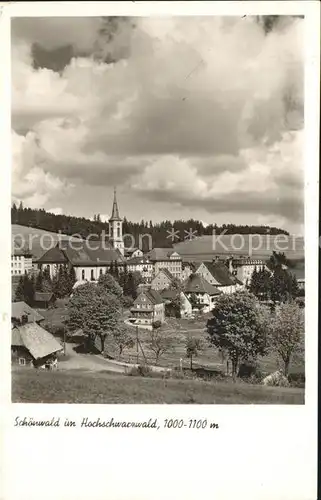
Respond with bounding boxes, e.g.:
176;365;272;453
11;301;62;368
147;248;183;280
33;291;56;309
184;274;221;313
150;268;176;291
130;289;165;327
181;262;195;281
126;256;154;282
124;248;144;259
12;301;45;325
195;260;244;294
229;257;267;285
11;247;33;276
160;289;192;318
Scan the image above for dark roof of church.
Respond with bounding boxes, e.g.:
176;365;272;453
36;241;122;266
35;246;68;264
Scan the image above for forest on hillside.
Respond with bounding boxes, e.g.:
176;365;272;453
11;203;289;250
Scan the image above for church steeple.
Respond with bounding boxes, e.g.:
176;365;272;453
110;187;121;222
109;187;124;256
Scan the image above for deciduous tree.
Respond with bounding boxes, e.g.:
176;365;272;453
186;336;204;370
147;329;176;365
268;301;304;376
68;282;122;352
98;272;123;300
113;325;135;358
207;291;268;380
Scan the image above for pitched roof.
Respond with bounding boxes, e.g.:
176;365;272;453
184;274;221;296
124;248;141;256
134;289;164;306
153;268;175;281
59;241;122;266
202;261;238;286
160;289;186;301
12;302;44;323
11;322;62;359
34;292;54;302
126;256;151;265
147;248;181;261
145;289;164;304
36;246;68;264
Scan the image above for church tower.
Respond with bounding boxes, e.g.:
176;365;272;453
109;187;124;256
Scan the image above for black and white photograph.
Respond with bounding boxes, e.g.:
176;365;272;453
10;13;308;405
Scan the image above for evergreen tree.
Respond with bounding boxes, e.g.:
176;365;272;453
35;269;43;292
270;267;293;303
20;272;35;306
15;276;25;302
109;261;115;277
68;266;76;293
42;266;53;293
56;264;69;298
52;272;59;299
249;267;259;294
119;263;129;292
114;261;120;281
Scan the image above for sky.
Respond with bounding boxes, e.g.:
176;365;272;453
11;16;304;234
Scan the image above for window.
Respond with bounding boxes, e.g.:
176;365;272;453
117;228;120;238
19;358;26;366
91;269;94;281
82;269;85;280
99;268;103;276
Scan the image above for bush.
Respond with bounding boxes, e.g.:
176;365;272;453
122;295;134;308
127;364;152;377
288;371;305;388
262;371;290;387
238;361;262;381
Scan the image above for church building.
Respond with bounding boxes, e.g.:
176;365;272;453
36;188;125;280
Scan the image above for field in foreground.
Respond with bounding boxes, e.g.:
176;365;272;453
12;368;304;404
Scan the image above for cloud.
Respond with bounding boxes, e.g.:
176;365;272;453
11;16;304;232
12;130;73;207
131;131;303;224
12;17;103;52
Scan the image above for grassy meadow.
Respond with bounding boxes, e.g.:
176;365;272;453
12;367;304;404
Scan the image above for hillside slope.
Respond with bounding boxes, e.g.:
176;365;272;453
12;224;83;259
174;234;304;261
